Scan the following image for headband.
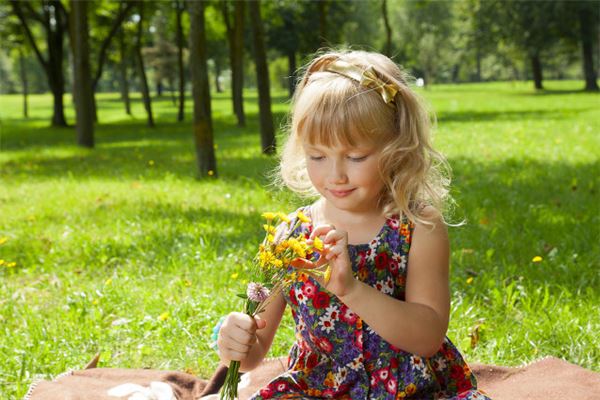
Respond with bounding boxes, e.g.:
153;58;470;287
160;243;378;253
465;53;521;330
324;59;399;106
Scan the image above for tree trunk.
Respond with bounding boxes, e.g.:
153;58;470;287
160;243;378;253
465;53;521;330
381;0;392;57
176;0;185;121
19;48;28;118
530;53;543;90
318;0;328;49
135;1;154;127
230;1;246;127
248;0;275;155
118;27;131;115
10;0;67;126
189;0;217;177
71;0;94;148
48;0;68;126
287;50;296;98
579;9;599;91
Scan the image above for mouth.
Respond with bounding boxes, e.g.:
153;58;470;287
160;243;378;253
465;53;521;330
328;188;355;198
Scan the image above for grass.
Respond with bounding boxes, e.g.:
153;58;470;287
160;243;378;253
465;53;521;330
0;81;599;398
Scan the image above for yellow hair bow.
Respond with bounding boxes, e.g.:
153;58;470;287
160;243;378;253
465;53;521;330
325;60;399;105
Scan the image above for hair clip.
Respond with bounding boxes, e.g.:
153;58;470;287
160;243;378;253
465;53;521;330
325;60;399;105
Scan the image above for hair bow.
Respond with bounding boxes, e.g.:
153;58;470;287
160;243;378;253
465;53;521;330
325;60;399;105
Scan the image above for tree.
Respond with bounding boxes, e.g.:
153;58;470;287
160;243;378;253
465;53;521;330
249;0;275;155
89;0;135;121
189;0;217;177
134;0;154;127
175;0;186;120
221;0;245;127
70;0;94;148
10;0;68;126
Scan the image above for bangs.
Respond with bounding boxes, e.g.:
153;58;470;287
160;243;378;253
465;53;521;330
292;73;394;148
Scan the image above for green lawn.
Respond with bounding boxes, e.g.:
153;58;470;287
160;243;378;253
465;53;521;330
0;81;598;398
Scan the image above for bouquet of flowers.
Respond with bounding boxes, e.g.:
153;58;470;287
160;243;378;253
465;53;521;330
220;210;330;400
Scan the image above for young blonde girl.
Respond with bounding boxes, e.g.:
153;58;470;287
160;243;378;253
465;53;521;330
213;50;490;399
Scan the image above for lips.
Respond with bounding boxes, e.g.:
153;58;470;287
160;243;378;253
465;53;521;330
328;188;355;198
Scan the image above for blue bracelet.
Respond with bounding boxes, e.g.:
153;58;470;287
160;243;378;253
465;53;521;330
210;316;226;351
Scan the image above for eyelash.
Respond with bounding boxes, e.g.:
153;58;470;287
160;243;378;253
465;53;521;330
308;155;368;162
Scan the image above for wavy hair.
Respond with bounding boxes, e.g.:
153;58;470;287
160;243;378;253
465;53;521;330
276;50;451;226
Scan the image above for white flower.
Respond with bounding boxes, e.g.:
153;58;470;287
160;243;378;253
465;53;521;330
411;355;431;379
334;366;349;387
375;277;394;294
349;354;364;371
318;313;335;333
247;282;270;302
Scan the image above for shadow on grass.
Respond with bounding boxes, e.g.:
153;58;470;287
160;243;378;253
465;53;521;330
448;156;599;292
437;108;594;123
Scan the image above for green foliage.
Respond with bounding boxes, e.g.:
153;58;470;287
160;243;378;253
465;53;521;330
0;82;599;399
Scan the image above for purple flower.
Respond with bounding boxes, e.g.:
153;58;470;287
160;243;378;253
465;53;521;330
247;282;270;302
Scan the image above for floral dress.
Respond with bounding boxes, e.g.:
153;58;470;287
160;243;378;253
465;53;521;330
249;207;491;400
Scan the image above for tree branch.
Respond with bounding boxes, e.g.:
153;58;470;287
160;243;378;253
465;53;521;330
92;1;135;89
21;1;46;26
10;0;49;72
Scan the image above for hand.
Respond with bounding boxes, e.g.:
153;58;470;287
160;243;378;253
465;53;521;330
217;312;266;363
291;224;358;298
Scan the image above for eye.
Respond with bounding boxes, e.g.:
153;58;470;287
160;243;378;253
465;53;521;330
308;155;325;161
348;155;368;162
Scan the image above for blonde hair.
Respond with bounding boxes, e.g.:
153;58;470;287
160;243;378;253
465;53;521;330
277;50;451;225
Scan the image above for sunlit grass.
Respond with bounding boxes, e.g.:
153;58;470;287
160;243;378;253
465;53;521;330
0;81;599;398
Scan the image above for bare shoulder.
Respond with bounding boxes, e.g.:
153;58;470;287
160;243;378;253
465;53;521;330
413;205;447;238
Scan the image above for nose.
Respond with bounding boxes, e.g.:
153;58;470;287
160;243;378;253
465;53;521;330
329;160;348;184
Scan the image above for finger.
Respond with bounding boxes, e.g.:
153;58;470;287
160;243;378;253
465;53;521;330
254;317;267;330
323;229;345;245
221;349;249;362
229;315;256;333
325;244;345;260
291;258;318;270
310;224;336;240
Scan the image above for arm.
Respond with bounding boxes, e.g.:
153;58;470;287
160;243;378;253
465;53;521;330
305;209;450;357
217;289;286;372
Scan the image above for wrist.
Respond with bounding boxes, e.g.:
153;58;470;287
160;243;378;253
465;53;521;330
338;278;362;305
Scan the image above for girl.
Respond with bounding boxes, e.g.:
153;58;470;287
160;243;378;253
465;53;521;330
214;50;490;399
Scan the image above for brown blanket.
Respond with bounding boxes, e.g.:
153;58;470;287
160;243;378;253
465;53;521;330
27;355;600;399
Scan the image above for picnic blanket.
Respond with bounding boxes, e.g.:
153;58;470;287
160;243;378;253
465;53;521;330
26;354;600;399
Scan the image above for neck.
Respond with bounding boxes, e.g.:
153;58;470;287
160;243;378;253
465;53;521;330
315;198;384;226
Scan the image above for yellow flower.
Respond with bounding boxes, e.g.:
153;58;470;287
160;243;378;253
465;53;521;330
261;212;276;221
267;234;275;243
466;277;474;284
183;279;192;287
158;312;169;321
276;212;290;223
288;238;307;258
0;237;7;245
231;272;239;279
259;251;276;268
105;278;112;285
263;224;276;234
406;383;417;395
0;260;4;266
6;262;16;268
297;210;310;224
312;236;324;251
532;256;543;263
207;170;214;176
92;299;99;305
323;265;331;284
271;259;283;268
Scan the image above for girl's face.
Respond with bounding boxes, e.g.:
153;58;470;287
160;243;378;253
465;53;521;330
303;140;385;215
